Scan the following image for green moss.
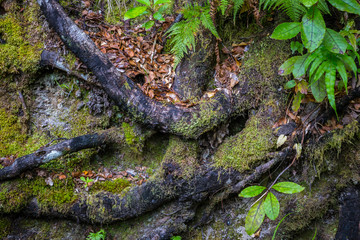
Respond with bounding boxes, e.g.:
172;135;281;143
91;178;131;194
122;122;140;146
307;120;359;177
161;136;199;179
0;108;48;157
171;98;229;138
0;217;11;239
0;2;43;78
214;114;275;172
0;177;77;214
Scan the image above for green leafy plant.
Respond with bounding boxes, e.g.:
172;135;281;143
87;229;106;240
124;0;171;29
166;3;219;67
170;236;182;240
80;176;94;188
219;0;245;22
267;0;360;115
239;182;304;235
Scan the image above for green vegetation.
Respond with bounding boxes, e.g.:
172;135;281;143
81;176;94;188
239;182;305;235
214;116;275;172
87;229;106;240
166;3;219;67
91;178;131;194
124;0;171;29
0;0;43;78
0;108;48;157
0;177;77;214
268;0;360;115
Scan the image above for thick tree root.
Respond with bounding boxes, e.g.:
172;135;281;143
36;0;234;139
0;133;108;181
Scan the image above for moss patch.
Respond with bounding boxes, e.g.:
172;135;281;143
0;217;11;239
0;0;43;78
161;135;199;179
0;176;77;214
91;178;131;194
0;108;48;157
307;120;359;177
214;113;275;172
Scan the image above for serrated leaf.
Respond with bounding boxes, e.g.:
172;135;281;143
277;134;287;148
324;28;348;54
271;22;301;40
143;20;155;29
336;61;348;94
245;201;265;235
292;92;304;112
311;75;326;102
124;6;148;20
279;56;300;75
153;11;165;21
327;0;360;15
302;6;326;52
301;0;318;7
137;0;151;7
154;0;171;5
293;53;309;78
284;80;296;89
325;66;337;117
272;182;305;194
264;192;280;220
239;186;266;198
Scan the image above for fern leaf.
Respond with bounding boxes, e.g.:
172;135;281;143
200;8;220;38
233;0;245;22
260;0;306;21
220;0;229;15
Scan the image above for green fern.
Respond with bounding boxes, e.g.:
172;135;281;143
220;0;229;15
167;3;219;67
233;0;245;20
260;0;306;21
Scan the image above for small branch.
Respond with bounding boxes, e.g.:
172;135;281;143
231;147;291;193
0;133;108;181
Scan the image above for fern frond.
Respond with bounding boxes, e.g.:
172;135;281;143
167;19;201;67
200;8;220;38
220;0;229;15
233;0;245;21
260;0;306;21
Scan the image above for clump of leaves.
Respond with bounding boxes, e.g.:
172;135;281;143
80;176;94;188
268;0;360;116
166;3;219;67
239;182;304;235
124;0;171;29
87;229;106;240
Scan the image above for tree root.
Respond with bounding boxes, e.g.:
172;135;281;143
0;133;108;181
